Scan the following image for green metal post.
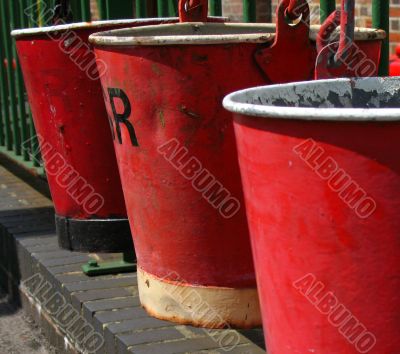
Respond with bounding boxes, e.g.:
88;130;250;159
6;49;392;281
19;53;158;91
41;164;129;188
0;45;7;146
243;0;256;22
103;0;134;20
71;0;84;21
168;0;178;17
372;0;389;76
24;0;41;166
81;0;91;22
13;0;29;161
1;1;20;155
210;0;222;17
26;0;36;27
97;0;109;20
136;0;147;18
157;0;169;17
320;0;336;23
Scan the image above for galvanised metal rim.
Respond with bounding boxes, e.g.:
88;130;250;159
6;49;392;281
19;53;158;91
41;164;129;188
89;22;386;47
223;77;400;122
309;25;386;41
11;18;177;38
89;23;279;46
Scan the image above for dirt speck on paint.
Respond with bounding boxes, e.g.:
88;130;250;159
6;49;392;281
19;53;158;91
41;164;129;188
179;105;201;119
192;54;208;63
159;110;166;128
151;63;161;75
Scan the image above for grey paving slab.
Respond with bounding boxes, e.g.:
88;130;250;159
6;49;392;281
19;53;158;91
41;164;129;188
118;327;185;353
64;275;136;293
71;287;135;311
82;296;140;322
128;337;228;354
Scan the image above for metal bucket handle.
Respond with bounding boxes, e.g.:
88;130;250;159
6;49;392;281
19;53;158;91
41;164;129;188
254;0;316;84
315;0;356;79
179;0;208;22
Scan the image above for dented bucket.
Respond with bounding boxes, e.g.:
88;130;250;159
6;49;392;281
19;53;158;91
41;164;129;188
89;9;385;327
223;77;400;353
11;19;178;252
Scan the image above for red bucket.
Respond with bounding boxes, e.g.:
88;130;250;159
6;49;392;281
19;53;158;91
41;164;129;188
12;19;177;252
89;8;385;326
223;77;400;353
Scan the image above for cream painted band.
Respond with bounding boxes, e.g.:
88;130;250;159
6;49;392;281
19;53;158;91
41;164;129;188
137;267;262;329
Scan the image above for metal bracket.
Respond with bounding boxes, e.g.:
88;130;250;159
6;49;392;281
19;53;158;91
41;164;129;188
82;252;136;276
254;0;316;84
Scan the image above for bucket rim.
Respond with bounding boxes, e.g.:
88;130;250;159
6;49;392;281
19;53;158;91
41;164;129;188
89;22;385;47
223;77;400;122
89;23;276;46
11;18;177;38
309;25;385;41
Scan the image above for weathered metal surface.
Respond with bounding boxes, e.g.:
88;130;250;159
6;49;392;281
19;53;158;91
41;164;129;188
91;15;386;327
11;19;178;252
137;268;261;329
223;76;400;354
91;22;276;328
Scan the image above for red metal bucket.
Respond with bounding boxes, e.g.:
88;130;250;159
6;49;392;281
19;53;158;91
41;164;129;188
223;77;400;353
12;19;178;252
89;14;385;327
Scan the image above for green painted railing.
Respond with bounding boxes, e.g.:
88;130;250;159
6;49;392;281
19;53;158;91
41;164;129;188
0;0;391;175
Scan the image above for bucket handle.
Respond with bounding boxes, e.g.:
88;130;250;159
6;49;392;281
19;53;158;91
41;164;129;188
179;0;209;22
254;0;316;84
315;0;356;78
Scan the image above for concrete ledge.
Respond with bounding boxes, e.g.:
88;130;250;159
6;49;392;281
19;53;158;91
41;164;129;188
0;164;266;354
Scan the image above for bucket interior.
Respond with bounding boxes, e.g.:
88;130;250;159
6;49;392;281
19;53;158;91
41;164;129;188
224;77;400;121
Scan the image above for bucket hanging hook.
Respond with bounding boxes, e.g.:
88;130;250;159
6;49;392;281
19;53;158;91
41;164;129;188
254;0;316;84
52;0;73;25
315;0;356;78
179;0;208;22
286;0;309;21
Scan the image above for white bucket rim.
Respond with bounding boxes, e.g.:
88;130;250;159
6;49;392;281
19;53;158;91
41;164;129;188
223;77;400;122
89;22;385;47
11;18;178;38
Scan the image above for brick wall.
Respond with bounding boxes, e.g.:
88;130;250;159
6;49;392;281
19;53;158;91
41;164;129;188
222;0;399;54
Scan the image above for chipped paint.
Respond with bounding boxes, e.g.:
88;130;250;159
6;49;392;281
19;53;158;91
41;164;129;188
223;77;400;121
